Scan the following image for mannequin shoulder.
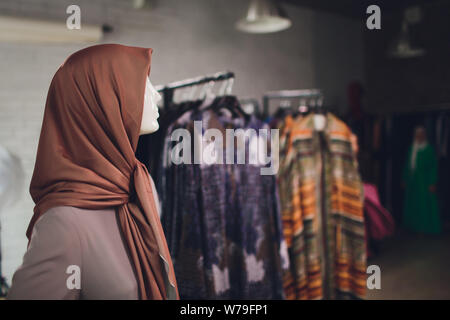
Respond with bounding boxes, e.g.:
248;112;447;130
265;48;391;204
23;206;87;259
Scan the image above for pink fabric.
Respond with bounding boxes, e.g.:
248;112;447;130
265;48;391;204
364;183;395;241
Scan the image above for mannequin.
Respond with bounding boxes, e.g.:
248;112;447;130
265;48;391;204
7;44;178;300
140;77;161;135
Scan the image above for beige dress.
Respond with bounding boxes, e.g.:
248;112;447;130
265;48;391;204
7;206;139;300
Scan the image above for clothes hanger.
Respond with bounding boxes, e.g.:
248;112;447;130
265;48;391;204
297;97;309;117
195;80;216;112
188;83;199;101
312;97;327;131
272;99;291;120
210;78;240;118
216;78;251;121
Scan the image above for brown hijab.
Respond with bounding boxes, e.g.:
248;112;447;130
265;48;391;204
27;44;178;300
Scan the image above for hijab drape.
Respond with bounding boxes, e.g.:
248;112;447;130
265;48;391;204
27;44;178;300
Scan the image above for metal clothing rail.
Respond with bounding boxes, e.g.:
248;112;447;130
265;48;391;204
263;89;323;118
155;71;235;108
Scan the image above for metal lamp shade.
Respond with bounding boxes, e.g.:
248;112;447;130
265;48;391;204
236;0;292;34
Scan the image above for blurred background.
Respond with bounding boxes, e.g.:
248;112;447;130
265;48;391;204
0;0;449;299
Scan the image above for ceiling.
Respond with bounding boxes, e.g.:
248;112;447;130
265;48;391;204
281;0;447;18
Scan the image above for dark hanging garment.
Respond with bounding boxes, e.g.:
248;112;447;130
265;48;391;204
146;97;290;299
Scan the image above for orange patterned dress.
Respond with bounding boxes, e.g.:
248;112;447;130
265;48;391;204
277;113;366;300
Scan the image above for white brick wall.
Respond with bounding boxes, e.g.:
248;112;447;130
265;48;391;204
0;0;364;284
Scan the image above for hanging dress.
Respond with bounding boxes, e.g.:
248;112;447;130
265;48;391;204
402;144;442;234
278;113;366;300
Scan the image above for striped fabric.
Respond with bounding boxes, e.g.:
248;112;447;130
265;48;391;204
277;113;366;300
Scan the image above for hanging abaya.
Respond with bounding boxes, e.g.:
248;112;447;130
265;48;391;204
403;144;442;234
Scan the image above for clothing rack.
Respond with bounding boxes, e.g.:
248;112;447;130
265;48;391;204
155;71;235;108
362;105;450;215
263;89;323;118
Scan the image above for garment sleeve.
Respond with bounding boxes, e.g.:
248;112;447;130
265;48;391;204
7;209;82;300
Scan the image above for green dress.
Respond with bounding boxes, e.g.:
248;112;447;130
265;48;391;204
403;144;442;234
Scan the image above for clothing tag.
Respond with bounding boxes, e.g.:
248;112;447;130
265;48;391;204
314;114;326;131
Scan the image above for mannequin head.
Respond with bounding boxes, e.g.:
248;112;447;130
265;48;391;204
413;126;427;145
140;77;161;135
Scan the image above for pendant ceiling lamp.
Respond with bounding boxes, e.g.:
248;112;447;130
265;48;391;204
388;6;425;59
236;0;292;34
